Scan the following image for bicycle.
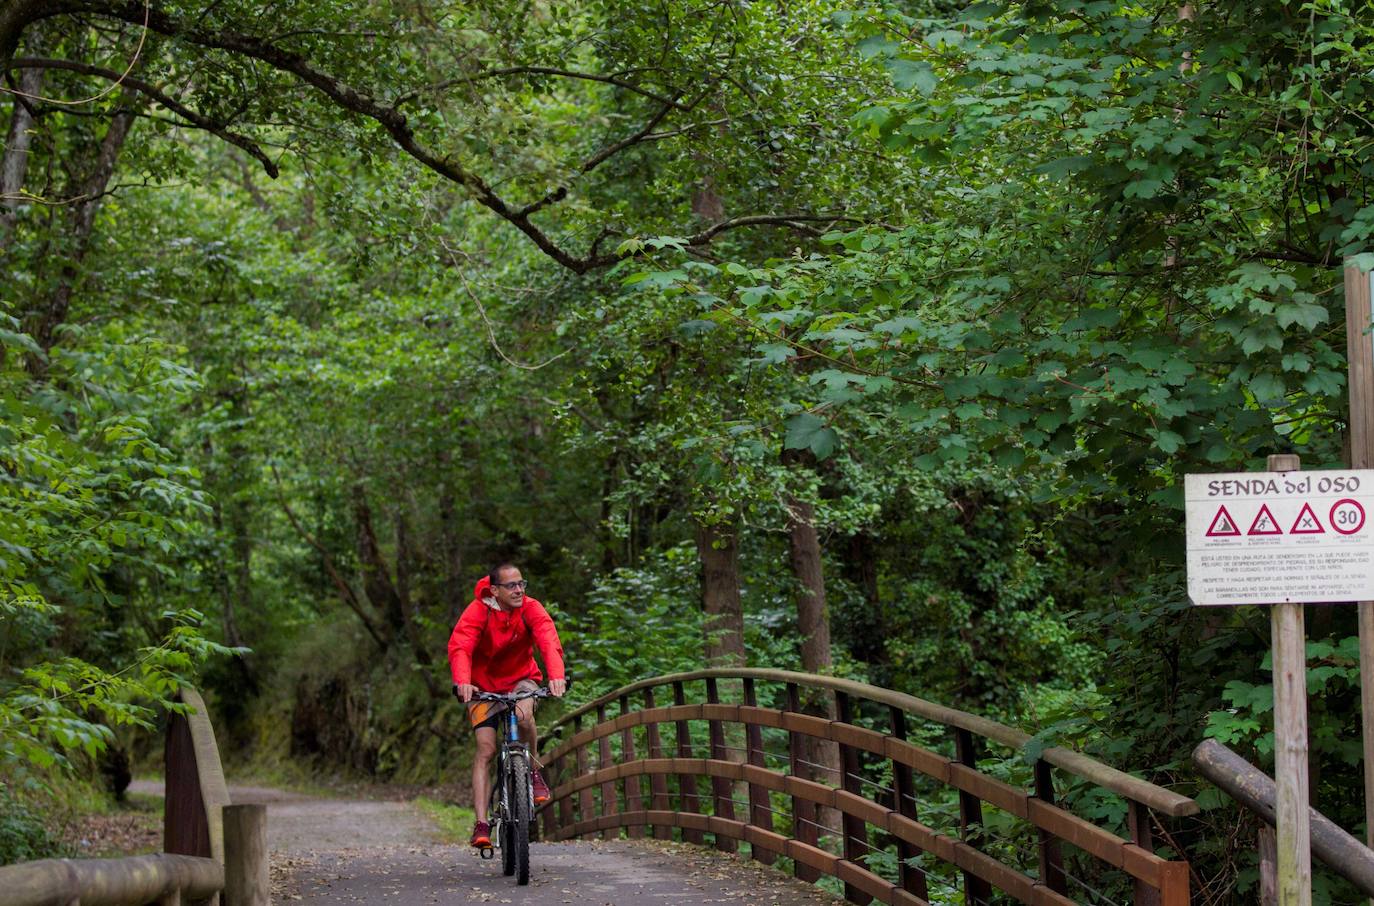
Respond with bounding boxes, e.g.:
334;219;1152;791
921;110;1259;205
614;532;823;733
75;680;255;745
471;686;552;885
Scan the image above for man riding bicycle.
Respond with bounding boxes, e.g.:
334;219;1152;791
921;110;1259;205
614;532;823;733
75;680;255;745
448;562;566;849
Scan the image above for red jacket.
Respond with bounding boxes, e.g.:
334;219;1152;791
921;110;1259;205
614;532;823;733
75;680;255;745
447;575;565;692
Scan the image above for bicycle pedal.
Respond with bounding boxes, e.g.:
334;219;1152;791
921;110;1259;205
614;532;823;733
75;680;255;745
479;846;495;860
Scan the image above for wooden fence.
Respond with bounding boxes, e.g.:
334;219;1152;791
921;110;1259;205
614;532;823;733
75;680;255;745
540;669;1197;906
0;687;265;906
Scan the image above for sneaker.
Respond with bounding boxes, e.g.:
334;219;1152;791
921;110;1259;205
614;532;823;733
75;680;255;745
532;770;551;805
470;820;491;847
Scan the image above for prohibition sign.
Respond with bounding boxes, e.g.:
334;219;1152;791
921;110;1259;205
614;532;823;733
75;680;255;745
1330;498;1366;535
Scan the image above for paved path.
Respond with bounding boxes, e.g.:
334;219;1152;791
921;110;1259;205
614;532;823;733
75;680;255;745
131;781;843;905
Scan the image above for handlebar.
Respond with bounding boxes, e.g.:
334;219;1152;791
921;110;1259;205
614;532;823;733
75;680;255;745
471;687;553;704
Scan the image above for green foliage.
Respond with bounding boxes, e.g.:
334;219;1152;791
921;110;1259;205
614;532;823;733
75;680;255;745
0;787;59;865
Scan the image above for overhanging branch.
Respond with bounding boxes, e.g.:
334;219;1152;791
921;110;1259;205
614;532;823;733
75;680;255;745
10;56;278;176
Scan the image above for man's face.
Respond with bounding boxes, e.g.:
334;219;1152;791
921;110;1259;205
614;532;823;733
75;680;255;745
491;567;526;609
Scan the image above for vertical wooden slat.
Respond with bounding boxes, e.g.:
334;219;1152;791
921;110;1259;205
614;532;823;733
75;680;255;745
1344;260;1374;897
575;715;594;826
165;711;210;859
1129;800;1161;906
743;678;776;865
621;693;644;838
787;682;821;883
675;681;704;845
835;692;872;905
598;703;617;840
889;706;928;900
955;728;992;906
1033;760;1067;895
705;677;737;853
644;687;671;840
1272;598;1313;906
547;739;567;840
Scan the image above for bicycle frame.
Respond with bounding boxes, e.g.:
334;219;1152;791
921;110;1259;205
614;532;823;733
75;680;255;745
472;686;547;884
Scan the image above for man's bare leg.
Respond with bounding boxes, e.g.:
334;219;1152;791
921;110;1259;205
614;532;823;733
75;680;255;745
473;726;497;823
515;698;540;768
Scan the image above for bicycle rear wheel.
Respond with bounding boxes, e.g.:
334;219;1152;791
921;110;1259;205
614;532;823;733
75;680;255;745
509;755;531;885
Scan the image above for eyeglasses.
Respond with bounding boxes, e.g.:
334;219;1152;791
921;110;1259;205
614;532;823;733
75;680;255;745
494;580;528;591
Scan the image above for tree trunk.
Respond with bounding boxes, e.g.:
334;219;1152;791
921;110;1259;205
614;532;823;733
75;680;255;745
395;509;439;696
28;93;140;357
0;61;43;247
786;495;831;675
353;486;405;633
782;451;841;821
694;519;746;667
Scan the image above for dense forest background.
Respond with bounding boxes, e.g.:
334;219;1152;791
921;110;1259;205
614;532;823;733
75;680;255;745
1;0;1372;901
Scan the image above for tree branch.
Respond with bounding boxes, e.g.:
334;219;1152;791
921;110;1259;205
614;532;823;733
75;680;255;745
395;65;689;112
11;56;278;176
47;2;856;273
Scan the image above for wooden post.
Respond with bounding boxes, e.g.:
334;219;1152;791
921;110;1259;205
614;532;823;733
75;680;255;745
223;804;268;906
786;682;821;882
597;703;617;840
705;677;736;853
1269;452;1311;906
1033;760;1067;896
889;706;929;901
674;681;704;845
1260;826;1279;906
1344;258;1374;883
644;687;671;840
954;728;993;906
620;693;644;838
574;714;594;827
834;692;871;905
1128;800;1160;906
742;678;776;865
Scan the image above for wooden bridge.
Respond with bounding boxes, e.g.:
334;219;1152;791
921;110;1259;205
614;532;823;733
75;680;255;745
540;669;1196;906
5;670;1374;905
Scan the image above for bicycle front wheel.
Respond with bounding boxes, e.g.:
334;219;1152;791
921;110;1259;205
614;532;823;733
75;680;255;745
509;755;531;885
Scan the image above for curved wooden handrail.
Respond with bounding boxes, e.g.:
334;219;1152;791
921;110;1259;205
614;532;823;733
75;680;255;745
540;670;1195;906
547;668;1197;817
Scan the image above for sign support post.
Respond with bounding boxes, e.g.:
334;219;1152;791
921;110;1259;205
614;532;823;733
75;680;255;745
1344;258;1374;881
1268;454;1311;906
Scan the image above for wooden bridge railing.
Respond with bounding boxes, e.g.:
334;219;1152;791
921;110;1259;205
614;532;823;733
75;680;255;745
0;687;265;906
539;669;1197;906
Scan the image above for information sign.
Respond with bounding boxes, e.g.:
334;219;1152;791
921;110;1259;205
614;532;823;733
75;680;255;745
1185;469;1374;606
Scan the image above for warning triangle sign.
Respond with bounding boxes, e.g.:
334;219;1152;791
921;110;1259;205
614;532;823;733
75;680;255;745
1248;503;1283;536
1206;505;1241;537
1290;502;1324;535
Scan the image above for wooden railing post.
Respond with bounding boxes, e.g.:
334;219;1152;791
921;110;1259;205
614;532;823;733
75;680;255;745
621;693;644;838
835;692;872;905
889;706;929;901
551;733;571;836
705;677;737;853
644;687;671;840
955;727;993;906
1129;800;1161;906
743;678;776;865
1033;760;1067;895
597;703;617;839
223;804;267;906
674;680;704;845
786;682;821;882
